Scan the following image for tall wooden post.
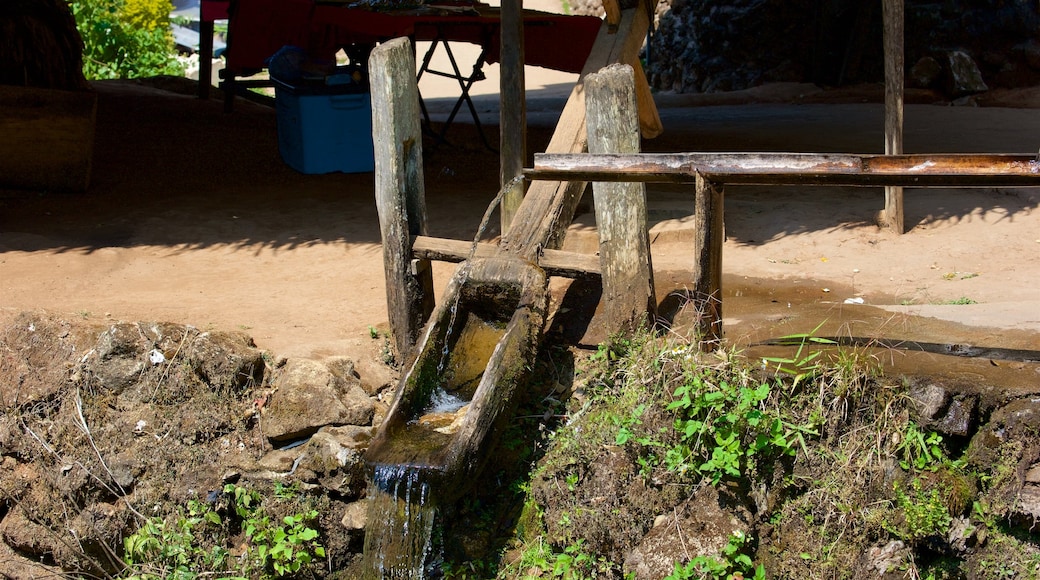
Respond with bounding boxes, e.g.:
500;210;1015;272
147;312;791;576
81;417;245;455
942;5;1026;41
499;0;526;233
370;38;436;357
585;64;656;333
693;174;724;349
882;0;905;233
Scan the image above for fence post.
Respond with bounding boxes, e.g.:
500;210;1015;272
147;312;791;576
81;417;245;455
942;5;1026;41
370;37;436;357
585;63;656;333
693;173;723;349
882;0;905;233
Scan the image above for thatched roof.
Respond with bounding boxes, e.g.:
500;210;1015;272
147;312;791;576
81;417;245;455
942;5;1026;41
1;0;90;90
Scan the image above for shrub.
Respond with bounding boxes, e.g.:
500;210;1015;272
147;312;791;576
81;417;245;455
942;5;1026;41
68;0;185;79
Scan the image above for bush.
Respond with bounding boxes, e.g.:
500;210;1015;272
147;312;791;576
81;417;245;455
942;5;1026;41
68;0;184;79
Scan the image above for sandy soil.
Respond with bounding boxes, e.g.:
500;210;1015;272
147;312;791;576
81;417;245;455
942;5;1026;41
1;71;1038;384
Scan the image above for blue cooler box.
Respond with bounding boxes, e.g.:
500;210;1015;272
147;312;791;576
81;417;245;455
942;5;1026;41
273;74;374;174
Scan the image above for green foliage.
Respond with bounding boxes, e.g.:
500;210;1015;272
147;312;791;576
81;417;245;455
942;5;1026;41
884;478;952;544
760;322;836;388
121;484;324;579
665;531;765;580
650;368;815;485
896;423;959;472
69;0;185;79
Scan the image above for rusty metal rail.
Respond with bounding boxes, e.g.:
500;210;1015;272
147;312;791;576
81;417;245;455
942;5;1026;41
527;152;1040;187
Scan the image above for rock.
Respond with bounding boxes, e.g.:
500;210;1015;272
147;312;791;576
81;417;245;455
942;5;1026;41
909;382;950;421
946;50;989;96
623;486;750;580
353;356;397;397
263;358;375;443
864;540;908;575
937;396;976;437
301;426;373;496
910;56;943;89
188;330;266;391
91;322;147;392
341;500;368;530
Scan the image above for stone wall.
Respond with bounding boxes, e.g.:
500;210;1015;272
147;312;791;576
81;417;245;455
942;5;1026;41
570;0;1040;96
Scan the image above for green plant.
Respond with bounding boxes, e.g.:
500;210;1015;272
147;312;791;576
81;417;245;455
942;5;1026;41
939;297;977;305
884;478;952;544
121;484;324;579
657;368;814;485
760;322;836;388
666;530;765;580
70;0;185;80
895;422;955;472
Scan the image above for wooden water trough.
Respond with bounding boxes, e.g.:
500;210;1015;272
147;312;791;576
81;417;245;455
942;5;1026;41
364;0;658;497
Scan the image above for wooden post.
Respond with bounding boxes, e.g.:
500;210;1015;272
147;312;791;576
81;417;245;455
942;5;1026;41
370;38;436;357
882;0;904;233
501;1;652;259
499;0;527;233
693;173;723;349
585;64;656;332
199;19;214;100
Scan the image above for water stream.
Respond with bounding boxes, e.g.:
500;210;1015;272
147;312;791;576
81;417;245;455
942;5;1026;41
360;464;438;579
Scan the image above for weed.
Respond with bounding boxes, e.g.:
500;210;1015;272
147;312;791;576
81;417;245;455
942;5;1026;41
883;478;952;544
121;483;325;579
937;297;977;305
666;530;765;580
760;322;836;389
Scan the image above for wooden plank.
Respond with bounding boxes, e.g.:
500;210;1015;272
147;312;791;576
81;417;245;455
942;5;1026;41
370;38;436;357
0;85;96;192
411;235;600;278
585;64;656;332
883;0;905;233
529;152;1040;187
693;174;724;349
629;57;663;139
499;0;527;231
502;0;651;260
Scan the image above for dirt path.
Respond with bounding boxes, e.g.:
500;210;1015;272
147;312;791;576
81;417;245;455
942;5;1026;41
1;77;1038;376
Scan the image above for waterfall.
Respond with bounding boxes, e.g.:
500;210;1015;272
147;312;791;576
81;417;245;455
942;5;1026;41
361;464;439;579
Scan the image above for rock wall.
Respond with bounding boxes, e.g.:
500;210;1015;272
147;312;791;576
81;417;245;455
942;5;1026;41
572;0;1040;96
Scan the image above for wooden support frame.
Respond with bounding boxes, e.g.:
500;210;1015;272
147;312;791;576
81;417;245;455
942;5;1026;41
586;64;656;333
370;38;436;357
693;174;723;348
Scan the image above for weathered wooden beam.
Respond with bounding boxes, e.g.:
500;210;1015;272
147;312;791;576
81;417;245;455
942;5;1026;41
501;0;651;260
410;235;600;278
883;0;905;233
370;38;436;357
586;63;656;333
528;152;1040;187
499;0;526;232
693;174;724;350
602;0;621;31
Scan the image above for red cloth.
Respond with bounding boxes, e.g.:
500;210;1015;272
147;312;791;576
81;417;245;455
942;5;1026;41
221;0;602;75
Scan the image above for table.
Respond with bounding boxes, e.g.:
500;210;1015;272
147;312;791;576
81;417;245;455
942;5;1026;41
200;0;602;121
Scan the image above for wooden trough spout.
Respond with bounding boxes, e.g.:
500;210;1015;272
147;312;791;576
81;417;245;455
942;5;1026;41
364;257;547;495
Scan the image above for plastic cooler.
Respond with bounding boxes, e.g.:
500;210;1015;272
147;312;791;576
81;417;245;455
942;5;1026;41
273;71;374;174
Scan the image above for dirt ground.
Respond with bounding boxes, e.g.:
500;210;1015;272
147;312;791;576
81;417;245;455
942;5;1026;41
1;74;1038;384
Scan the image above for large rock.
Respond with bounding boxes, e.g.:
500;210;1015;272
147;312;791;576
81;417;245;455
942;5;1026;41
302;425;374;497
263;358;375;443
84;322;266;396
946;50;989;96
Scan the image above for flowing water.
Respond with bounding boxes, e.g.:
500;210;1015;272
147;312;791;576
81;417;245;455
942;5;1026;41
361;464;438;579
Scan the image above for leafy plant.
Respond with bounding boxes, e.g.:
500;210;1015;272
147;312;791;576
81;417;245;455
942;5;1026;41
666;530;765;580
895;422;955;472
884;478;952;544
69;0;185;79
655;369;814;485
760;322;836;388
121;484;324;579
